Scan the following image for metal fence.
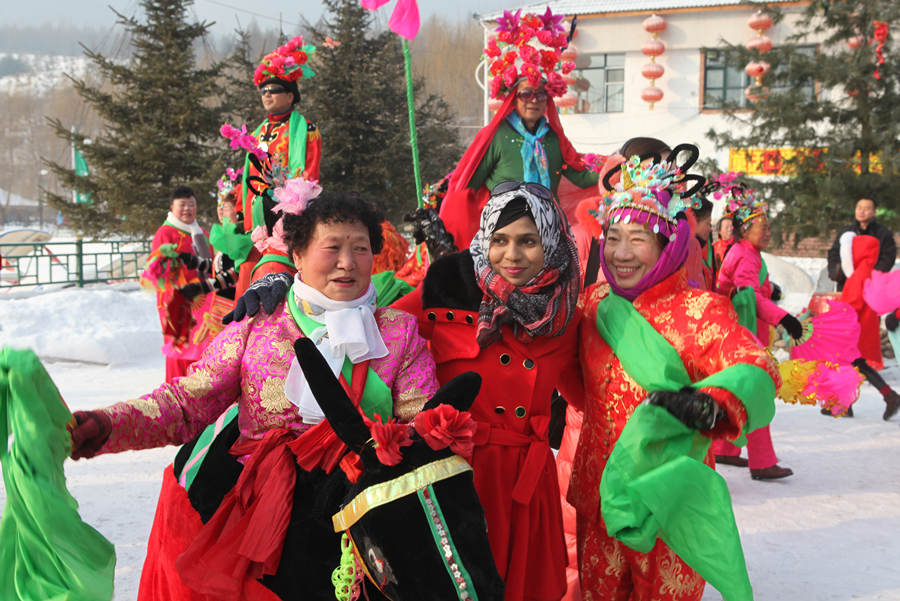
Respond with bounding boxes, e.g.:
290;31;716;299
0;239;152;288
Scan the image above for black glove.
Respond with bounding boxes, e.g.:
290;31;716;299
69;410;112;459
212;252;235;276
404;207;457;259
179;282;205;300
223;272;293;324
779;313;803;340
178;252;212;274
886;311;899;332
645;387;720;430
770;283;782;302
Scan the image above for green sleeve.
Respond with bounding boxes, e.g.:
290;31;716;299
564;163;600;189
468;135;500;191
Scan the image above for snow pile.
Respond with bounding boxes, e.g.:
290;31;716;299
0;53;94;95
0;282;162;365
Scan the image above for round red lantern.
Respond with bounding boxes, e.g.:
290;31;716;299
641;86;664;104
847;35;864;50
746;35;773;53
744;84;770;102
488;98;503;112
561;43;577;62
642;14;667;34
556;93;577;108
745;61;770;79
748;11;773;33
641;63;665;80
641;39;665;58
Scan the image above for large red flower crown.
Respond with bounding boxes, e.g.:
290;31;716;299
484;7;574;99
253;36;317;86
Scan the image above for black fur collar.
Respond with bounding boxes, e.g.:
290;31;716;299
421;250;483;311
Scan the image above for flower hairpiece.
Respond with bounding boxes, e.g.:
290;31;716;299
272;177;322;216
253;35;317;86
216;167;244;204
484;7;574;99
220;123;267;162
713;172;767;225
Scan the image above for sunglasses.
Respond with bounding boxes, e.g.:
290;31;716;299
490;181;553;201
259;86;288;96
516;89;548;103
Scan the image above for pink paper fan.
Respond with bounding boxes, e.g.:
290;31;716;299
802;362;863;416
790;299;861;365
863;269;900;315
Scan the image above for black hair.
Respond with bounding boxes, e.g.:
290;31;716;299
858;197;877;209
261;77;300;106
172;185;194;200
694;198;713;221
282;191;385;257
618;137;671;158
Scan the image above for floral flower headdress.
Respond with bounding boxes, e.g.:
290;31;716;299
216;167;243;206
709;172;768;227
253;36;317;86
484;7;575;99
583;144;706;241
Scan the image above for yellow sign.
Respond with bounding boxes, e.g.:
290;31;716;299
728;148;883;176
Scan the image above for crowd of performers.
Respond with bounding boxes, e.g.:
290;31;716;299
4;8;898;601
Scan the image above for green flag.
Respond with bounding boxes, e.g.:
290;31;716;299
71;129;92;205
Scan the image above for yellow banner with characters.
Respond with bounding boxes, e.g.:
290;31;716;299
729;148;883;176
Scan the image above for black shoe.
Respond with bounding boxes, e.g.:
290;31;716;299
883;391;900;421
821;406;853;417
750;464;793;480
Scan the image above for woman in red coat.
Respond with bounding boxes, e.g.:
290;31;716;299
570;150;781;601
394;181;583;601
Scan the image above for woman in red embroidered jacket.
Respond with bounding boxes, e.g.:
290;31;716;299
394;181;584;601
570;150;781;601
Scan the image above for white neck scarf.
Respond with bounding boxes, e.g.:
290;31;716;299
284;275;388;424
167;211;210;260
839;231;856;278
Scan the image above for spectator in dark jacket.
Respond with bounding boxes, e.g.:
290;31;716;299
827;197;897;291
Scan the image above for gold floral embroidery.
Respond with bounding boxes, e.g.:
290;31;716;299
180;369;214;397
259;377;292;412
128;397;162;419
683;294;711;320
272;338;295;358
601;536;626;579
221;339;241;361
394;391;427;421
657;546;703;598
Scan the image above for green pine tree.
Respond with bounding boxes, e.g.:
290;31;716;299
705;0;900;245
43;0;224;237
303;0;462;222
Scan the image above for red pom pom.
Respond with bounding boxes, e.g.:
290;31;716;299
368;416;412;466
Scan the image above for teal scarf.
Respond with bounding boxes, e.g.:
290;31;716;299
596;292;777;601
505;113;551;189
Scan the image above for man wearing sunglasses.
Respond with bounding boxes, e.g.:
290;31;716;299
234;36;323;297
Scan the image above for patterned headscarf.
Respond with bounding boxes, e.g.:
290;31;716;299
469;181;580;348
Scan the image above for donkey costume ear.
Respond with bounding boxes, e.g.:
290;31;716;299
420;371;482;413
293;337;370;449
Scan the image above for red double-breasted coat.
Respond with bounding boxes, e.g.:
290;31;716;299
393;251;583;601
570;269;780;601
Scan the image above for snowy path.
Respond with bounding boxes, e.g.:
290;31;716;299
1;283;899;600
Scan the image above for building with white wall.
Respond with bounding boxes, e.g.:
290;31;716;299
479;0;821;171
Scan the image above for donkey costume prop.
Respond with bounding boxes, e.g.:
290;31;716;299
166;338;503;601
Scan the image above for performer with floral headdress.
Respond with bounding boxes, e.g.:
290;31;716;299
571;147;781;601
709;180;795;480
232;36;322;297
439;8;601;251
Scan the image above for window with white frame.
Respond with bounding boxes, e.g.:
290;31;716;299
572;53;625;114
703;46;816;109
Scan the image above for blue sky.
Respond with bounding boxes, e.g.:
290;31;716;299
4;0;514;34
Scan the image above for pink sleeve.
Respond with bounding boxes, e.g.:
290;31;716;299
98;319;250;453
731;248;787;326
378;309;439;422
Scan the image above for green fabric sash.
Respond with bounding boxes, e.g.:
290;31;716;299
286;289;393;423
209;221;253;272
243;112;308;232
595;292;776;601
0;347;116;601
730;255;767;331
370;271;414;307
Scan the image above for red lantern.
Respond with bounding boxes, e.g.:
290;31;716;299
745;61;770;79
746;35;773;53
748;11;773;33
488;98;503;112
641;63;665;80
641;39;665;57
642;14;667;34
847;35;864;50
556;92;577;108
560;43;577;62
744;84;770;102
641;86;664;103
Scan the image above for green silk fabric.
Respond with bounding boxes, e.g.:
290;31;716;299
595;292;776;601
0;347;116;601
209;220;253;272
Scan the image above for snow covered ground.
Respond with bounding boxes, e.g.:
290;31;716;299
1;275;899;600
